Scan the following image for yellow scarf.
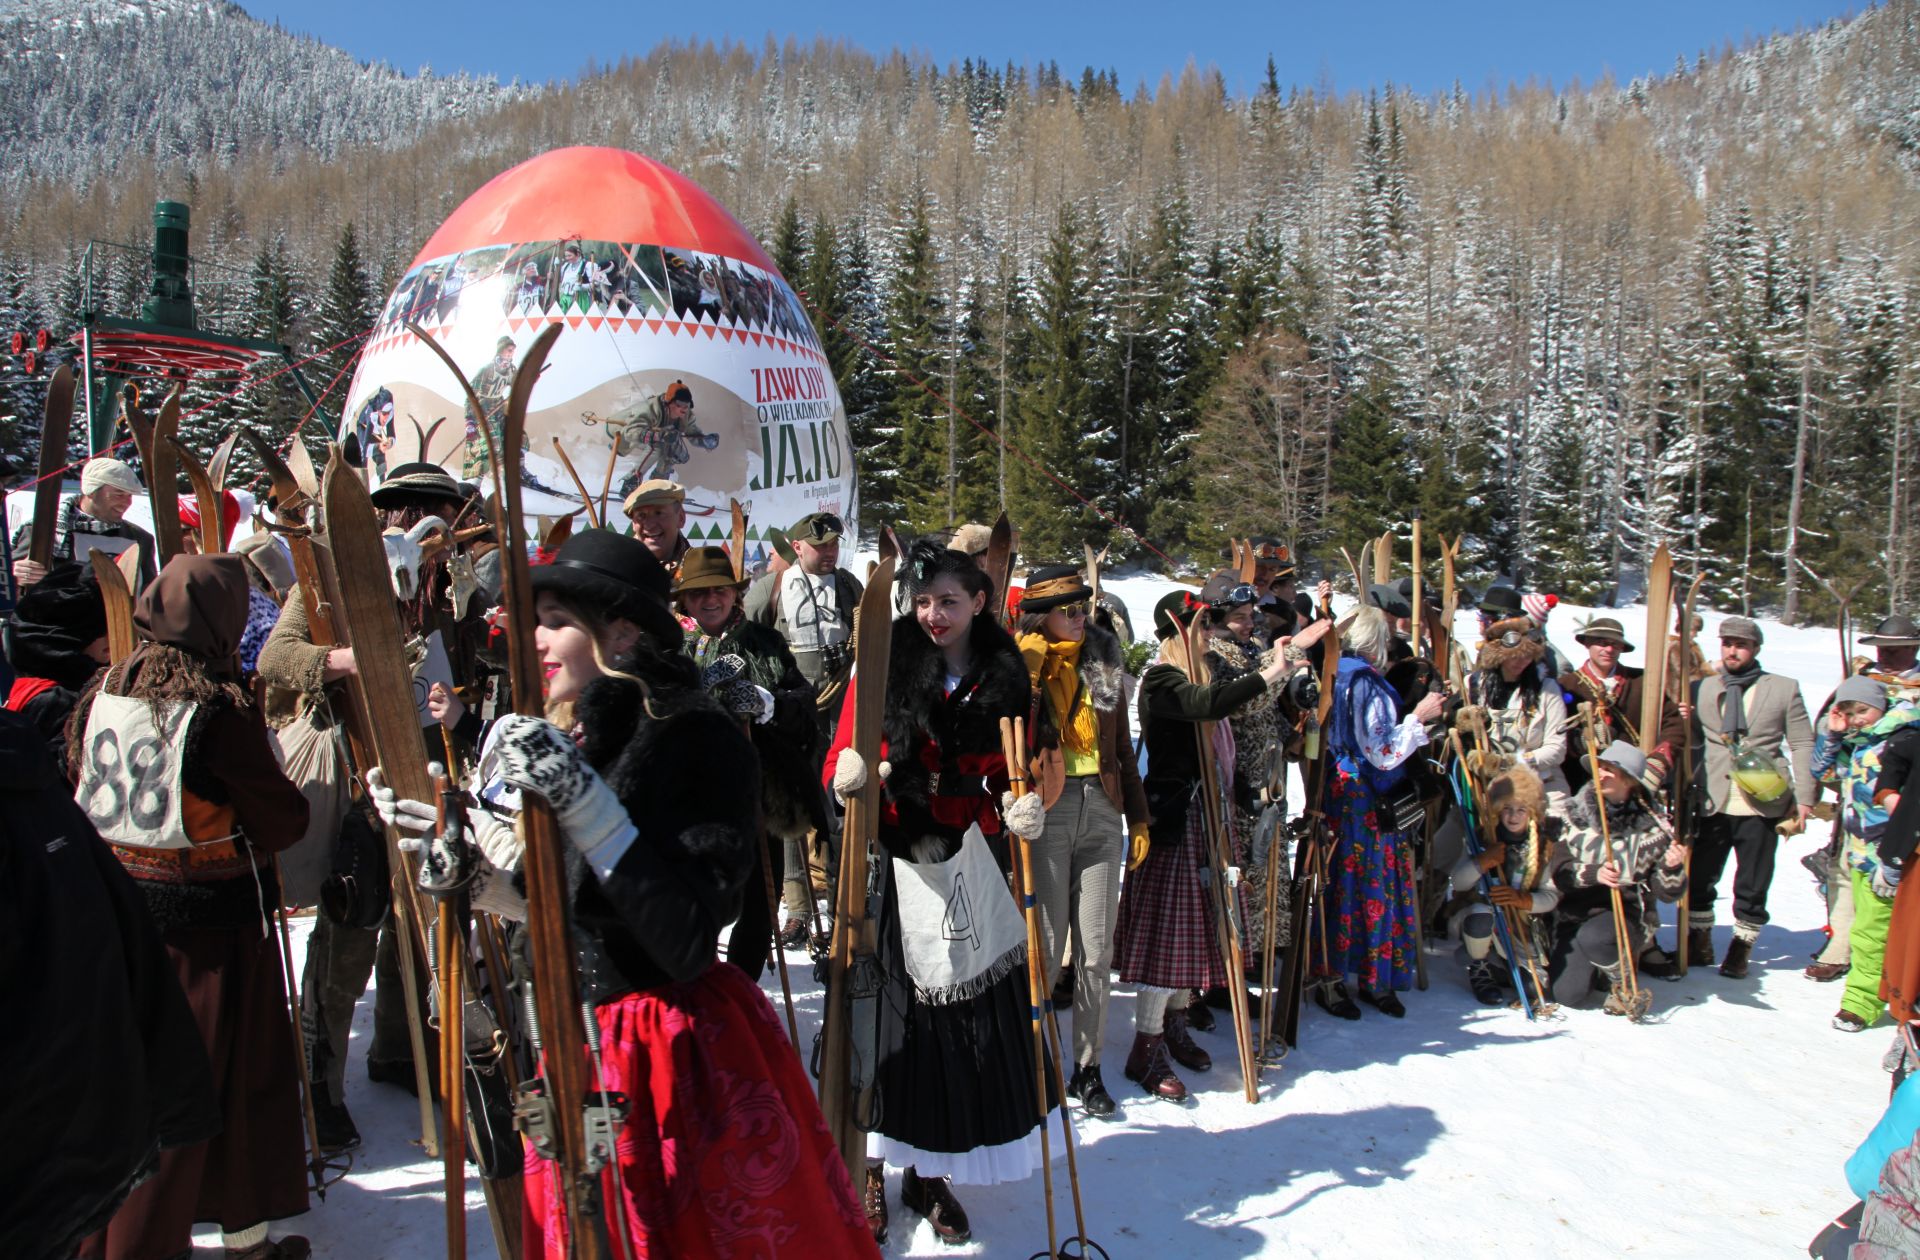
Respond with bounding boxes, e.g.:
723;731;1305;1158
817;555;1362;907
1019;631;1099;757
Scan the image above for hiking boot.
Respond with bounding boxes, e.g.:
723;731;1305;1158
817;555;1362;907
1185;990;1216;1032
226;1238;311;1260
1313;978;1362;1020
1066;1062;1116;1119
1465;959;1503;1006
1719;936;1754;979
1806;961;1850;982
861;1164;888;1244
1638;946;1683;981
1164;1010;1213;1073
900;1166;971;1244
1834;1010;1870;1033
1123;1033;1188;1101
1358;987;1406;1018
775;918;809;951
1686;926;1717;969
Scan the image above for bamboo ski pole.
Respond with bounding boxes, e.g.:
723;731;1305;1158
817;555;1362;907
1000;716;1058;1259
760;820;801;1048
434;772;468;1260
1257;806;1284;1061
270;856;329;1198
1581;712;1643;1015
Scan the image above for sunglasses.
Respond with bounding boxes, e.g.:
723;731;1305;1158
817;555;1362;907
1050;602;1089;618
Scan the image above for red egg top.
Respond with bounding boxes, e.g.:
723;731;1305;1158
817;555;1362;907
410;146;776;274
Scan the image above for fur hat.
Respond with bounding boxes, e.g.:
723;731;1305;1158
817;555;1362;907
1485;762;1546;822
1476;615;1545;672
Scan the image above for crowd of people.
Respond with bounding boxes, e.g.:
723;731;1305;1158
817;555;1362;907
10;446;1920;1258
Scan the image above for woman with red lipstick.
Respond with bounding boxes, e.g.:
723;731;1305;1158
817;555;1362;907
821;540;1047;1246
375;530;876;1259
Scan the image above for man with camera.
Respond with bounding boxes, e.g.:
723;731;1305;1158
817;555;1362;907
745;509;863;944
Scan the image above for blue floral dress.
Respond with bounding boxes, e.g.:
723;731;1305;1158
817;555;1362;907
1316;654;1429;992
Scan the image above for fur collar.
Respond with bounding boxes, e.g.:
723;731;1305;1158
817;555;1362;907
881;612;1030;829
1079;622;1124;713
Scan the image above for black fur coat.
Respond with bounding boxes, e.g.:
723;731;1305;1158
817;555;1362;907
877;611;1032;864
565;644;763;998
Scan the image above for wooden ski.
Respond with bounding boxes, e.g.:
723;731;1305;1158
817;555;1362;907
1277;604;1342;1052
1438;534;1465;692
208;431;239;498
819;553;897;1182
1167;613;1259;1101
729;498;747;581
1373;530;1393;588
1235;538;1257;584
320;451;444;1157
90;548;139;664
984;511;1016;624
166;435;224;554
484;325;614;1259
1638;543;1674;758
1672;571;1706;975
148;388;185;564
1409;518;1424;660
550;436;602;529
27;363;75;568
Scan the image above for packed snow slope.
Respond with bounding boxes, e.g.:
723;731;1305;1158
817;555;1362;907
189;572;1886;1258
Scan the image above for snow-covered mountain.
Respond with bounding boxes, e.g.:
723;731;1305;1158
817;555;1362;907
0;0;528;190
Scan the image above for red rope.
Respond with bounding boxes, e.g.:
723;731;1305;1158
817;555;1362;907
794;289;1177;568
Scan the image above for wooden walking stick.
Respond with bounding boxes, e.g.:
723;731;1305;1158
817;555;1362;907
1000;716;1058;1259
1672;574;1704;975
434;769;468;1260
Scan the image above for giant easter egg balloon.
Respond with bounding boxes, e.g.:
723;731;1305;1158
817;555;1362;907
344;147;853;567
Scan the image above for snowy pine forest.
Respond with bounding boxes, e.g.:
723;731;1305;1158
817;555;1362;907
5;0;1920;622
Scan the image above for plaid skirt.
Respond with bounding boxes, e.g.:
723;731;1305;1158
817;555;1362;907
1114;803;1237;990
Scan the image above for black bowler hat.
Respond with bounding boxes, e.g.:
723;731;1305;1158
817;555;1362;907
530;528;681;648
1478;585;1525;617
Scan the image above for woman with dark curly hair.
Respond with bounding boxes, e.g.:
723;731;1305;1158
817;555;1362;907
822;540;1047;1246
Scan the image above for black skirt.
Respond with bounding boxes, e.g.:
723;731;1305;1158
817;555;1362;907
867;857;1058;1184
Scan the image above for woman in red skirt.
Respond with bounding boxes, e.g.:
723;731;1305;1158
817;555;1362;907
381;530;875;1259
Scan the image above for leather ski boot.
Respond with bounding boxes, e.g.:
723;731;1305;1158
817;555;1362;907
861;1164;888;1244
1720;934;1754;979
1358;987;1406;1018
1184;989;1216;1032
311;1084;361;1154
1313;977;1362;1020
901;1166;971;1244
1164;1009;1213;1072
1465;959;1503;1006
1123;1032;1188;1101
1066;1062;1117;1119
1686;926;1717;968
1638;946;1682;981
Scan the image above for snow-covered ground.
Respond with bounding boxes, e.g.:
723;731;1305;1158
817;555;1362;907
185;571;1888;1258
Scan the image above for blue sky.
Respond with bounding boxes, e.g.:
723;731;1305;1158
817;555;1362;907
242;1;1864;97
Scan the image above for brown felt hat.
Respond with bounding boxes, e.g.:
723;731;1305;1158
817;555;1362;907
672;545;745;594
1574;616;1635;652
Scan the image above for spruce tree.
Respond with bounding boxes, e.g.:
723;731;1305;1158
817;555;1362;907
769;197;807;283
1009;202;1113;559
879;187;950;534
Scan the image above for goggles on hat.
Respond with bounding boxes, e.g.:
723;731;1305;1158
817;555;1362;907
1211;584;1260;610
799;512;842;540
